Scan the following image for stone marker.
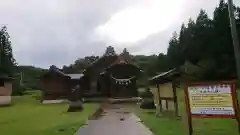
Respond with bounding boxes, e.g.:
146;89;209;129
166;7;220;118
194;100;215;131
67;85;83;112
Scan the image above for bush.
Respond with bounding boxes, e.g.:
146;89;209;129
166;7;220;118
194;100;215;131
237;81;240;89
29;91;42;100
12;83;26;96
140;99;156;109
139;88;153;98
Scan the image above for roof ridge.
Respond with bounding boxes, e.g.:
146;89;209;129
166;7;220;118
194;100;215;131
49;65;67;76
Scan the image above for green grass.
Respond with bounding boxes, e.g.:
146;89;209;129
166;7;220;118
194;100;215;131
0;92;99;135
136;89;239;135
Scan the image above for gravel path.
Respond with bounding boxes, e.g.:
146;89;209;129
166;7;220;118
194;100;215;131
75;105;154;135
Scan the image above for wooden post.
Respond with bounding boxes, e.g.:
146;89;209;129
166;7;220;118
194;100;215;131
110;77;114;98
172;80;180;118
109;78;112;98
184;84;193;135
165;100;169;110
40;90;44;103
231;82;240;133
157;84;163;114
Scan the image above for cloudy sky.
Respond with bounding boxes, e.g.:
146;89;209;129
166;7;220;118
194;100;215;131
0;0;239;68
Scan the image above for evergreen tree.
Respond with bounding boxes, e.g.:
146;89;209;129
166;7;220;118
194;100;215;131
163;0;240;80
103;46;116;56
0;26;16;76
180;18;197;64
167;31;182;68
212;0;236;79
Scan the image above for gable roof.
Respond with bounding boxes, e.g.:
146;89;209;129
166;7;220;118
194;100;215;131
83;47;134;73
49;65;68;76
149;67;199;85
41;65;84;80
149;68;179;82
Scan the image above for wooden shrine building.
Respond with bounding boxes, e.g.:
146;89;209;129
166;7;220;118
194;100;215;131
149;68;197;117
82;46;143;98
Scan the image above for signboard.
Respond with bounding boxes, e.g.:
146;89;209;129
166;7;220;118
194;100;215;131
188;84;234;117
151;83;176;112
184;81;240;135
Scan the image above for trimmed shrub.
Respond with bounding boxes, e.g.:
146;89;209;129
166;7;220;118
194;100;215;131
140;99;156;109
139;88;153;98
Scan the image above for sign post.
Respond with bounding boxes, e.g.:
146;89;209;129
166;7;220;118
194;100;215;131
184;81;240;135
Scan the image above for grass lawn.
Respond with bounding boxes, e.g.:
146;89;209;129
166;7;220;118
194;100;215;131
0;92;99;135
136;89;239;135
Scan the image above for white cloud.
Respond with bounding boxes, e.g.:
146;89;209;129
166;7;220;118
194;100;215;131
0;0;239;68
0;0;137;67
96;0;185;45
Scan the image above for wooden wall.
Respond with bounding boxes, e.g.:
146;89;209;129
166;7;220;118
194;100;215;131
0;82;12;105
41;77;69;100
150;82;175;111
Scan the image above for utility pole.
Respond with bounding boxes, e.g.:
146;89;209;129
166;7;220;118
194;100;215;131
228;1;240;133
227;0;240;80
20;72;23;86
15;72;24;86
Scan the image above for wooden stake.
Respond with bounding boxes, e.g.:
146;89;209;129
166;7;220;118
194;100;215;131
184;84;193;135
231;82;240;133
157;84;163;114
172;80;179;118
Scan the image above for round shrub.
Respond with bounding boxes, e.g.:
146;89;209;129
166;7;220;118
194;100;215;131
140;99;156;109
139;88;153;98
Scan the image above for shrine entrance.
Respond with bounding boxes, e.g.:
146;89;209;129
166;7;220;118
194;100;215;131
97;62;141;98
109;75;137;98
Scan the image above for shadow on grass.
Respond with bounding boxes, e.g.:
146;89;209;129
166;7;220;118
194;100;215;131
42;122;86;135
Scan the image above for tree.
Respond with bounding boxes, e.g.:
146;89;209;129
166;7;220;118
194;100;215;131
103;46;116;56
212;0;236;79
62;56;99;73
0;26;16;76
156;53;169;72
0;26;25;95
167;31;183;68
160;0;240;80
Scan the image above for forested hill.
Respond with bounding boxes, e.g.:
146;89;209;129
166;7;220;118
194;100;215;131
14;66;47;91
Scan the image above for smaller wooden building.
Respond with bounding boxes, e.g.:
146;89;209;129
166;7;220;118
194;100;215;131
149;68;197;117
40;66;84;101
0;75;14;106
